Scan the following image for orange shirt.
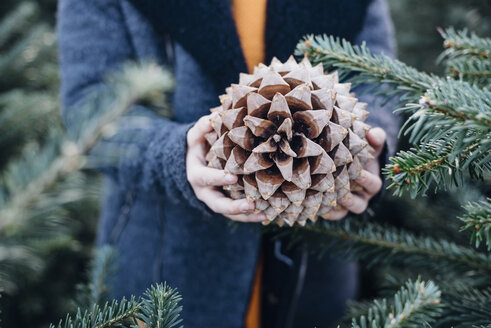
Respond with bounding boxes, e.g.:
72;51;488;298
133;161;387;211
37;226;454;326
233;0;267;74
232;0;267;327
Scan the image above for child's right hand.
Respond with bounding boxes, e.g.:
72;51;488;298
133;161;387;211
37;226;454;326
186;115;267;223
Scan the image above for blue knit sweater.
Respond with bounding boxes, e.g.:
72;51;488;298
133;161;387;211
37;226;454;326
57;0;397;326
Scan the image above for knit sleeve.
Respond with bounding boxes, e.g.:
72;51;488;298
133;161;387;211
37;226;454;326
57;0;213;216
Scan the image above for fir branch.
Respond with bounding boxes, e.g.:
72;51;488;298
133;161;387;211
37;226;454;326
297;35;491;145
137;283;183;328
0;23;51;75
74;62;173;154
0;138;71;234
52;283;183;328
382;140;487;197
295;34;440;100
288;218;491;275
0;62;172;235
75;246;116;309
417;80;491;129
0;174;89;292
89;246;116;306
440;286;491;328
438;27;491;60
446;57;491;87
296;35;491;198
399;80;491;159
385;105;490;195
348;279;442;328
50;297;141;328
0;244;43;285
361;275;491;327
0;2;37;48
459;198;491;250
0;89;59;147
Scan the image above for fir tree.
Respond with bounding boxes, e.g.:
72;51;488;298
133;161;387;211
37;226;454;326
291;27;491;326
51;246;183;328
0;2;174;326
1;0;490;327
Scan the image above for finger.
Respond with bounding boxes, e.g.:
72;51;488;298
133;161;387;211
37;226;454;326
196;188;255;215
338;192;369;214
323;207;348;221
355;170;383;196
187;115;212;146
188;166;237;187
225;212;267;223
364;157;380;176
366;127;386;157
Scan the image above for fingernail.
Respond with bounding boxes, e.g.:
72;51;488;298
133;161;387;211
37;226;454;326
374;130;385;143
240;201;255;213
225;174;237;183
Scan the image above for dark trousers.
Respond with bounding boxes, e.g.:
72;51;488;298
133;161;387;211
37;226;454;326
261;233;359;328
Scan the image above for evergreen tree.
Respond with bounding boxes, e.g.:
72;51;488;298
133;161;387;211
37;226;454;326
0;2;174;326
389;0;491;75
51;248;183;328
291;27;490;326
1;0;490;327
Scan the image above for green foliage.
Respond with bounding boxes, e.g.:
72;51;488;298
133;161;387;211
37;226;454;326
444;56;491;86
51;283;183;328
0;2;174;325
0;0;489;327
352;276;491;328
0;2;37;47
442;286;491;327
288;218;491;277
348;279;442;328
388;0;491;75
411;80;490;150
138;284;183;328
459;198;491;250
439;28;491;61
296;33;491;197
0;3;78;309
51;297;141;328
75;246;116;309
295;24;491;327
296;34;438;99
54;247;183;328
0;61;171;293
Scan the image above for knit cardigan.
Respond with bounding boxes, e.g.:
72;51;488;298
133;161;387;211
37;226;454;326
57;0;398;327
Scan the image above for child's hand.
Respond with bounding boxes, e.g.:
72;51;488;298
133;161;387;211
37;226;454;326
186;115;267;223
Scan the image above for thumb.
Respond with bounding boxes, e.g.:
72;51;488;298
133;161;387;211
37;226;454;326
187;114;212;146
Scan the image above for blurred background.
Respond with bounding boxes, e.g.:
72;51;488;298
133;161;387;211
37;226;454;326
0;0;489;327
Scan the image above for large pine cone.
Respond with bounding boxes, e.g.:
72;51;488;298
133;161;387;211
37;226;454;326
205;56;374;226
